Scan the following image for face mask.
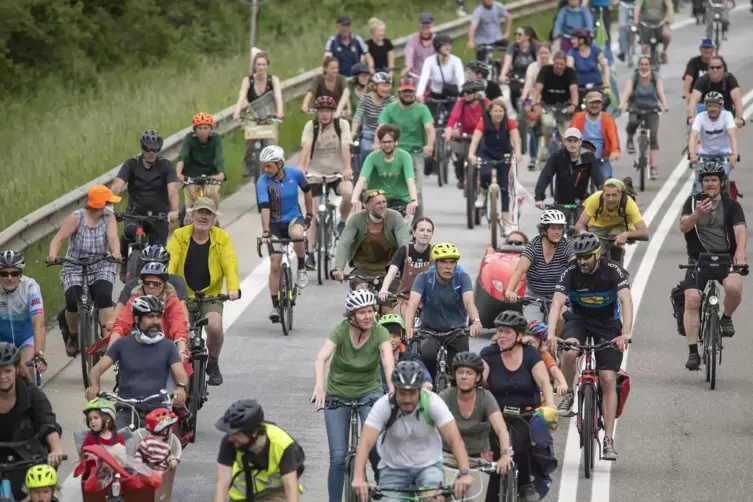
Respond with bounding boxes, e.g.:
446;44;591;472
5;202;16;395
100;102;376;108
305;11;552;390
368;211;384;223
105;204;115;214
139;327;165;345
639;70;651;78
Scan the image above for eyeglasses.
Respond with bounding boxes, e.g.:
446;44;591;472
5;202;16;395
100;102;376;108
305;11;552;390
143;280;165;288
141;147;160;154
0;271;21;278
575;254;595;262
709;66;723;70
381;140;395;145
506;240;525;246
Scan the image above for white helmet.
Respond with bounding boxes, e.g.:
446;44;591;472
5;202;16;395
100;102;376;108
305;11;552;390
539;209;567;226
259;145;285;164
345;290;377;312
371;72;392;84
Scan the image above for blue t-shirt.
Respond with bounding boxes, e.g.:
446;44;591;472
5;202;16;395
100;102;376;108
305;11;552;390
256;167;308;223
569;46;603;87
411;270;473;332
583;114;605;158
0;276;43;346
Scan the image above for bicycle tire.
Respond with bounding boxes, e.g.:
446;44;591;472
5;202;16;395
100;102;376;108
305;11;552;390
286;268;295;332
325;220;333;281
436;135;445;188
435;374;449;393
490;188;500;249
279;263;290;337
708;313;719;390
638;135;648;192
582;383;596;479
441;144;450;188
344;455;357;502
502;466;517;502
188;357;206;443
126;253;142;282
465;164;476;229
316;220;325;286
79;308;99;390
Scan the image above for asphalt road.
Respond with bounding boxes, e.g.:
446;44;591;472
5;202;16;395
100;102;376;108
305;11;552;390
43;6;753;502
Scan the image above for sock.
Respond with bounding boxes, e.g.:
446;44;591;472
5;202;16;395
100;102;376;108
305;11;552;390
297;256;305;268
271;295;279;308
689;343;698;355
722;313;731;320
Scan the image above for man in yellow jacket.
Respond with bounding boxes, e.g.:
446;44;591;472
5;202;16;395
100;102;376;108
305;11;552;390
167;198;240;386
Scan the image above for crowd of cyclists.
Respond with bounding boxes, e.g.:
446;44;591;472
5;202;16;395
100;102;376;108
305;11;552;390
0;0;749;500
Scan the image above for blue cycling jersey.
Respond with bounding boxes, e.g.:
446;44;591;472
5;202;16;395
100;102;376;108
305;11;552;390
0;276;43;347
256;166;309;223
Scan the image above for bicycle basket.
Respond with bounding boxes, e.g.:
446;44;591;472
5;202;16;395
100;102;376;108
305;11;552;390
697;253;731;282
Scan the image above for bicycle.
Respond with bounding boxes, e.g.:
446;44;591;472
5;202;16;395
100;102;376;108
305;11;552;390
178;175;224;227
306;174;341;286
426;97;457;188
629;107;661;191
678;257;749;389
483;155;515;250
47;255;118;389
597;235;648;267
114;212;169;281
368;486;454;501
540;105;571;196
241;111;282;185
335;271;386;296
351;138;361;178
0;439;68;502
622;2;638;67
706;0;729;53
97;390;172;431
477;41;509;83
464;151;483;230
256;237;305;336
379;292;422;330
638;21;667;71
544;203;581;238
410;328;469;392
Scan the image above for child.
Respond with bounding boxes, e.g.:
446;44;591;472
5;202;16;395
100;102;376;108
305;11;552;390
378;314;432;392
136;408;181;473
23;464;58;502
81;398;125;451
522;320;568;396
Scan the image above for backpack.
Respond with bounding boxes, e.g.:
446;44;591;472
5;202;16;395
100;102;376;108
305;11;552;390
380;389;434;444
310;119;342;160
669;280;686;336
594;178;637;229
562;7;589;36
629;70;658;101
420;265;466;307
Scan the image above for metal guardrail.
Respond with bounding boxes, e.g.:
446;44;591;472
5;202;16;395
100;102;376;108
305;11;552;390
0;0;556;252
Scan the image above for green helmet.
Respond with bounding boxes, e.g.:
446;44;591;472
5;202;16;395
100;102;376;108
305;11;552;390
379;314;406;331
83;398;117;423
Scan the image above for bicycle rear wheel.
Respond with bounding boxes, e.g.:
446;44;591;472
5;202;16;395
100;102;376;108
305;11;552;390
316;221;325;286
638;135;648;192
436;135;445;187
465;164;476;229
279;264;290;336
582;383;596;479
708;313;719;389
490;188;500;249
501;466;517;502
79;308;100;389
286;269;295;332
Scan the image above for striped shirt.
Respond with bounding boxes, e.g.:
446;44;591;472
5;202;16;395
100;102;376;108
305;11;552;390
353;93;396;134
136;436;172;471
522;236;574;297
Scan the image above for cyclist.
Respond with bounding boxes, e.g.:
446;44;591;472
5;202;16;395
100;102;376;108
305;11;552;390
688;56;744;128
23;464;59;502
567;29;610;102
499;26;540;111
300;95;354;269
324;14;370;77
520;44;553;171
111;130;180;278
570;91;620;179
682;39;725;101
467;60;503;101
0;251;46;383
256;146;313;318
534;127;602;206
522;320;568;395
176;112;225;225
504;210;574;322
366;18;394;73
48;184;122;357
679;161;746;369
334;190;411;289
585;0;615;63
378;314;432;393
480;310;556;502
443;79;489;188
468;0;513;62
618;56;669;181
404;243;482;381
214;399;305;502
311;290;393;502
338;62;372;119
352;125;418;217
616;0;637;62
402;13;436;78
167;197;239;385
575;178;649;263
416;33;465;115
704;0;730;40
552;0;594;53
689;91;738;195
352;361;473;502
633;0;673;64
301;57;348;113
547;232;632;461
352;72;396;169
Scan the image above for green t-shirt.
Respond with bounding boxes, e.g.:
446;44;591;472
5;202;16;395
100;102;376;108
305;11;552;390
640;0;667;23
377;102;434;156
360;149;416;203
326;319;390;398
177;132;225;177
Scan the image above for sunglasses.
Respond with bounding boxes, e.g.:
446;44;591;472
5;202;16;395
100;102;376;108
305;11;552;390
576;254;596;262
506;240;525;246
143;280;165;288
141;147;160;153
365;189;386;201
0;271;21;278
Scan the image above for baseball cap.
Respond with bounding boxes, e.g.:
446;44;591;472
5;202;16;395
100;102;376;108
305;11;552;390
585;91;603;104
399;77;416;91
87;185;121;209
337;14;352;25
700;38;714;48
420;12;434;24
192;197;218;215
563;127;582;140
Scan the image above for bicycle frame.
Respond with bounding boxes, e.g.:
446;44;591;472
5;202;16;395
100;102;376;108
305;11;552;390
114;212;168;281
427;97;456;188
257;237;304;336
482;156;513;249
415;328;468;391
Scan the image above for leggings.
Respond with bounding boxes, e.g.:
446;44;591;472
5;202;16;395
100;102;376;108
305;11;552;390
626;110;660;149
479;158;511;212
64;281;114;313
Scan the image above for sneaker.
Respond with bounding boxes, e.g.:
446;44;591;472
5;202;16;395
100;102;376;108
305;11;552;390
626;137;635;155
660;52;668;65
617;52;626;62
527;159;537;171
474;192;486;209
456;180;464;190
602;436;618;461
66;333;79;358
206;360;223;386
269;308;281;323
685;352;701;371
558;390;575;417
304;253;316;271
336;221;345;235
296;269;308;289
721;314;735;337
520;483;540;502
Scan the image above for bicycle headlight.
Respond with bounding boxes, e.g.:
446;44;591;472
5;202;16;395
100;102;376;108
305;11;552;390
630;25;638;32
492;279;505;293
714;12;721;19
649;37;657;44
318;204;326;212
254;141;262;149
709;295;719;305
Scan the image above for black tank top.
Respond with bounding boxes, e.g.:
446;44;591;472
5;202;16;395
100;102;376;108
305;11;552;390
247;74;274;102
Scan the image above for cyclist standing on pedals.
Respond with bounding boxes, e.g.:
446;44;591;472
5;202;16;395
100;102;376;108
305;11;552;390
547;232;633;461
352;72;396;170
299;95;354;270
682;39;726;102
86;295;188;429
175;112;225;225
48;184;122;357
679;161;746;370
312;290;394;502
443;79;490;189
334;190;411;290
467;0;513;62
467;61;503;101
688;92;738;194
352;361;473;502
111;131;180;280
213;399;305;502
534;127;602;206
0;251;47;383
481;311;556;502
570;91;620;179
403;243;482;382
378;314;432;393
504;210;574;322
633;0;673;64
687;55;744;128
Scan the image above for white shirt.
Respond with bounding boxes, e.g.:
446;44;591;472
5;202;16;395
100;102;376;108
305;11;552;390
692;110;735;156
417;54;466;97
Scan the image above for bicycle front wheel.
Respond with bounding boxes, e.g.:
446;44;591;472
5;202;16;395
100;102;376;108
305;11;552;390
436;135;445;187
79;308;100;389
316;220;325;286
490;188;500;249
286;268;295;332
279;264;290;337
708;313;719;389
582;383;596;479
465;164;476;229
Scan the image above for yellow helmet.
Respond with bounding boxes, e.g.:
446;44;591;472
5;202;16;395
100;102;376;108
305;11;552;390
431;242;460;261
25;464;57;490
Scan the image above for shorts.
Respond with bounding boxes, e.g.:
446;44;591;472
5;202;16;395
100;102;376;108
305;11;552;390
187;298;224;318
379;461;445;502
562;313;623;372
309;179;341;198
0;333;34;350
268;217;305;254
638;23;668;46
684;260;739;292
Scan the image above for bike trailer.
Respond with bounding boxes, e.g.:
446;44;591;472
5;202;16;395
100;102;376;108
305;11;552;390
475;247;527;328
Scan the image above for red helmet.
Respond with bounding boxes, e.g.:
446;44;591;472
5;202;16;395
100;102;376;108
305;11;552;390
314;96;337;109
145;408;178;434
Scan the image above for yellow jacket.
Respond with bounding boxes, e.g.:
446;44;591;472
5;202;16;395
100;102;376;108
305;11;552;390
167;225;240;297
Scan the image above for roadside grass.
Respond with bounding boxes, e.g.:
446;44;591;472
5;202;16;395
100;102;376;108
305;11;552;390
26;7;557;321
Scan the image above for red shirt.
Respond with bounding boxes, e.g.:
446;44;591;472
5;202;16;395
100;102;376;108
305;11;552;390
81;432;126;450
475;117;518;133
447;98;491;135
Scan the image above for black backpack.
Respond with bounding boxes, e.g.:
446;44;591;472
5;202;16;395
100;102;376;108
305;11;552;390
310;119;342;160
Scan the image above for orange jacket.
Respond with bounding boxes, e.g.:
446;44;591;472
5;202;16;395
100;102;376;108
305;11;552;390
112;294;188;343
570;111;620;159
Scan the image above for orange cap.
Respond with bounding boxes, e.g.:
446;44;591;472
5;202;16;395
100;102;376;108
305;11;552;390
87;185;121;209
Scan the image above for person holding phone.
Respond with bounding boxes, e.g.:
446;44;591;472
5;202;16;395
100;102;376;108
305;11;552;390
688;92;737;196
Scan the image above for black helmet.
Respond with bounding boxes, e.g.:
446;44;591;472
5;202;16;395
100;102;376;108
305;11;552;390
461;79;485;94
697;159;726;181
493;310;528;332
140;245;171;264
0;343;20;366
572;28;593;43
0;251;24;271
433;33;452;52
572;232;601;255
452;351;484;374
351;62;370;76
467;60;491;78
140;130;164;151
131;295;165;318
215;399;264;434
140;262;169;281
392;361;425;389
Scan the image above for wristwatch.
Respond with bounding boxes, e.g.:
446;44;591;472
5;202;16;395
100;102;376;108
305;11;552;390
458;468;470;476
176;383;188;390
472;318;481;324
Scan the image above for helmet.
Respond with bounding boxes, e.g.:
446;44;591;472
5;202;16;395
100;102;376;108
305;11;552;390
493;310;528;331
526;320;549;341
433;33;452;51
461;79;485;94
431;242;460;261
215;399;264;434
392;360;425;389
572;28;593;42
539;209;567;227
259;145;285;164
24;465;57;490
131;295;165;318
0;250;24;270
704;91;724;104
345;290;377;312
140;130;163;151
378;314;406;331
0;342;20;366
145;408;178;434
140;262;169;281
697;159;726;180
371;72;392;84
83;398;117;422
572;232;601;255
351;62;370;76
451;351;484;374
140;244;171;264
467;60;491;78
192;112;214;127
314;96;337;110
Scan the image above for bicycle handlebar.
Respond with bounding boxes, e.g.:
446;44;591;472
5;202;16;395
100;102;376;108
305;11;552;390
240;112;282;123
414;327;470;339
679;262;749;276
316;395;379;412
558;339;631;352
46;255;118;268
182;175;224;186
0;455;69;473
97;390;172;407
425;97;457;104
598;235;648;245
517;295;553;307
256;237;305;258
114;212;169;223
331;271;385;285
189;292;240;304
369;486;454;499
